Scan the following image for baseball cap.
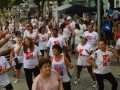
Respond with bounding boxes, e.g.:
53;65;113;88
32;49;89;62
67;16;72;20
80;35;87;40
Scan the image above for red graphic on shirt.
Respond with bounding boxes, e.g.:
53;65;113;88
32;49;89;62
87;36;92;40
54;40;60;45
79;49;83;56
102;54;110;66
54;64;63;76
0;65;3;73
22;28;25;33
26;52;33;60
41;36;47;42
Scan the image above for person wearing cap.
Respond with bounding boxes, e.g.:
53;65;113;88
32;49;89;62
74;35;97;88
90;20;97;32
66;16;76;54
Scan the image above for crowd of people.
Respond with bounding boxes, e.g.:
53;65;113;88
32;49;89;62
0;12;120;90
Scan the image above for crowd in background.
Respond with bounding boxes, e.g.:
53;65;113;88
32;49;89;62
0;9;120;90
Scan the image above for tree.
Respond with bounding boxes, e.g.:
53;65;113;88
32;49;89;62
108;0;114;9
12;0;24;6
0;0;11;14
33;0;42;17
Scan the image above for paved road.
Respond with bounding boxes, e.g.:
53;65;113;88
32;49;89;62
0;54;120;90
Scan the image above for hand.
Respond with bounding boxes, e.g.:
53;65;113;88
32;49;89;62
70;63;73;68
94;65;98;69
1;69;7;74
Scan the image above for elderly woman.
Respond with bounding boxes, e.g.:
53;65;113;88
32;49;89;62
32;59;63;90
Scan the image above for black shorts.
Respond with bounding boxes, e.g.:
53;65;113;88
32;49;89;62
5;83;13;90
15;63;23;70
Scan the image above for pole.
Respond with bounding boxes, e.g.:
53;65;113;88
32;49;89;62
97;0;101;40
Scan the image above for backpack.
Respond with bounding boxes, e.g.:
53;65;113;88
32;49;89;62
102;21;112;32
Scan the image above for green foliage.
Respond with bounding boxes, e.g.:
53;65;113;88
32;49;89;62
12;0;24;6
0;0;11;8
33;0;42;6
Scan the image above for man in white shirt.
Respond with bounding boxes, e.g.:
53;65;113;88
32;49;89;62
87;40;118;90
82;24;98;51
47;28;66;58
79;19;87;31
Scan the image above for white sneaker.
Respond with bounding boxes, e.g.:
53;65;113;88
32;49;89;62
74;80;80;84
92;81;97;88
14;79;19;84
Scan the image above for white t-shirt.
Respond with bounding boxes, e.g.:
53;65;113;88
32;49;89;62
79;24;87;31
0;56;10;87
19;26;26;34
23;31;37;42
12;44;24;64
113;10;119;19
82;31;98;49
74;29;83;45
31;19;38;25
63;27;71;40
22;45;42;69
116;38;120;46
76;43;93;66
91;49;113;74
38;33;48;50
38;21;44;28
47;36;66;57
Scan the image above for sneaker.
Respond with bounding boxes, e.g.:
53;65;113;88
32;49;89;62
92;81;97;88
74;80;80;84
14;79;19;84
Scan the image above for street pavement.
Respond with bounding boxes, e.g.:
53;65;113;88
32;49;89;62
0;54;120;90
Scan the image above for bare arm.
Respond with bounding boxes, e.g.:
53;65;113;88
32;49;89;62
87;56;98;69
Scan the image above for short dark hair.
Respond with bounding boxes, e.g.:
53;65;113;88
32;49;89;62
53;28;58;32
52;44;62;54
75;24;80;30
99;39;107;44
39;26;45;33
39;59;51;70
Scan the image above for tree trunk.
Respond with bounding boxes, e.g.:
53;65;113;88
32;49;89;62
41;0;45;16
38;4;41;17
57;0;62;6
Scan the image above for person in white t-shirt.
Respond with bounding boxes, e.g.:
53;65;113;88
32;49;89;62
31;16;38;26
87;40;119;90
23;25;37;43
38;16;44;28
79;19;87;31
16;36;42;90
74;36;97;88
47;28;66;58
82;24;98;50
72;24;83;47
11;36;24;84
0;56;13;90
35;26;48;58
